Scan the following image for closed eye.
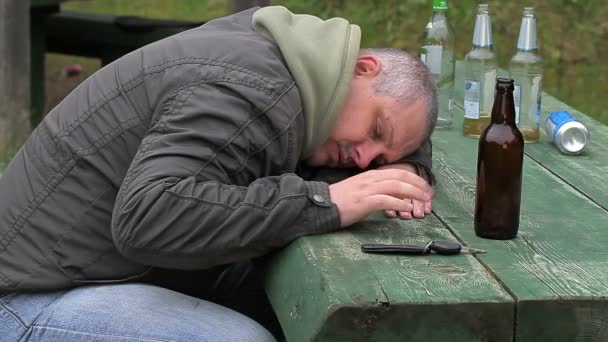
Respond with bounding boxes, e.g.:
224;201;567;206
374;118;382;140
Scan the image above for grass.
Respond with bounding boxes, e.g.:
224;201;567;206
63;0;228;21
54;0;608;125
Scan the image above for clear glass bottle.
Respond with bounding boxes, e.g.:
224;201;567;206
420;0;455;128
509;7;543;143
463;4;497;138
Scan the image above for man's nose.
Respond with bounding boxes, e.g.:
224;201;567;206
354;143;380;169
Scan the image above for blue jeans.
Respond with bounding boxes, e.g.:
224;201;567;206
0;284;276;341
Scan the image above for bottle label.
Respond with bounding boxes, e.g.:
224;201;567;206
464;80;480;119
423;45;442;75
513;84;521;124
546;110;576;140
534;78;542;124
420;47;427;64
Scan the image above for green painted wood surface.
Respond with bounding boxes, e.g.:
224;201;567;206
431;105;608;341
265;62;607;341
264;212;513;342
454;61;608;210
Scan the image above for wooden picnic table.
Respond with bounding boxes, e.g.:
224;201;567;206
264;61;608;342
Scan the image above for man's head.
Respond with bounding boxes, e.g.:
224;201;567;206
306;48;437;169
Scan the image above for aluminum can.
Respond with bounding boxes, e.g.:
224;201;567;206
545;110;590;155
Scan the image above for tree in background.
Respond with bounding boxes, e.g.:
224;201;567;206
0;1;30;166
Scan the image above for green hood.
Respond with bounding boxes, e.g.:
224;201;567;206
252;6;361;159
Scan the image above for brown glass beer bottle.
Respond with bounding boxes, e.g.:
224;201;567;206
474;78;524;239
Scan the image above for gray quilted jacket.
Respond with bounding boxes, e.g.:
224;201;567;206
0;8;432;291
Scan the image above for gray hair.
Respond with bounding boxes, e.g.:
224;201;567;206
359;48;438;141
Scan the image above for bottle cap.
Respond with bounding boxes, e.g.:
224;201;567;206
433;0;448;11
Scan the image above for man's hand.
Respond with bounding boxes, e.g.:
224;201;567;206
328;169;433;227
378;163;434;220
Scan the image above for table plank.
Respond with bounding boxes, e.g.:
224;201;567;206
454;61;608;210
265;212;513;342
431;106;608;341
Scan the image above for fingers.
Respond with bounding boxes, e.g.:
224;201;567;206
385;208;415;220
366;169;432;194
411;199;426;218
384;210;397;218
424;200;432;215
367;195;413;213
367;180;431;202
399;211;413;220
386;199;432;220
331;169;433;228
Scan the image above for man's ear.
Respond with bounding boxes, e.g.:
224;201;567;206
354;55;381;78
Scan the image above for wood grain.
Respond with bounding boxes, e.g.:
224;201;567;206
264;212;513;342
265;62;607;341
431;103;608;340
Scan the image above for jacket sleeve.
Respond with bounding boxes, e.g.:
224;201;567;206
111;83;340;270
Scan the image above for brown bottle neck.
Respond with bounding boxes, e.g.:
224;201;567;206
491;89;517;125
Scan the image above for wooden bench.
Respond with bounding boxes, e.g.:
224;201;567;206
29;1;268;126
263;61;608;341
30;0;200;125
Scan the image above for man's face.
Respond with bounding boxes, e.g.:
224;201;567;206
306;56;428;169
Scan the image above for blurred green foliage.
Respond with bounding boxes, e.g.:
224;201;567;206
63;0;608;124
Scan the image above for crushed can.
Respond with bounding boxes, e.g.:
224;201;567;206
545;110;590;155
